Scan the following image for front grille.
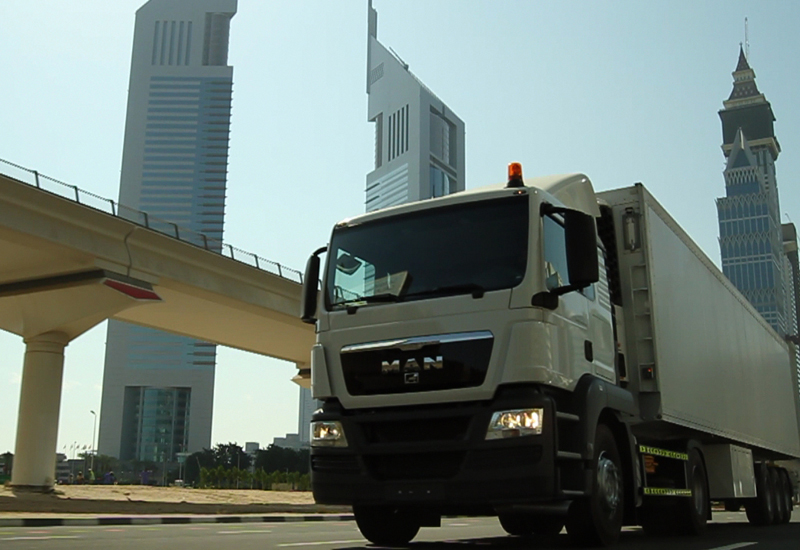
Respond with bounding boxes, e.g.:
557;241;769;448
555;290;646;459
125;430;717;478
311;455;360;474
340;333;493;396
364;451;465;480
361;416;471;444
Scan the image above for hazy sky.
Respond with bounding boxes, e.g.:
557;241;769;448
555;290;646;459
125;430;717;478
1;0;799;456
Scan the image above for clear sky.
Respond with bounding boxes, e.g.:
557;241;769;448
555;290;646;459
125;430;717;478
1;0;799;456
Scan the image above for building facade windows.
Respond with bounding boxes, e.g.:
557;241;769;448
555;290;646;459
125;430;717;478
98;0;236;465
716;48;796;348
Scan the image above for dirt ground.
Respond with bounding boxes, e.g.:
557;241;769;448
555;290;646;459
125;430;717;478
0;485;350;517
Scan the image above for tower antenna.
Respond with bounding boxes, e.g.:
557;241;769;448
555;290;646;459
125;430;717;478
745;17;749;60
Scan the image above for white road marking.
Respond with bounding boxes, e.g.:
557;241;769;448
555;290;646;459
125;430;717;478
217;529;273;534
707;544;757;550
278;540;364;547
1;535;81;541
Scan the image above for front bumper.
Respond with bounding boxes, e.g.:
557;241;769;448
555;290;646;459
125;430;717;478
311;386;560;511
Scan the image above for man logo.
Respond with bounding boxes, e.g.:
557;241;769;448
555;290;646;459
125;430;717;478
381;356;443;374
404;372;420;384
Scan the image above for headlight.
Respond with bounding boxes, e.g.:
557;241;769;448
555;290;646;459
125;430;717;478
311;421;348;447
485;408;544;440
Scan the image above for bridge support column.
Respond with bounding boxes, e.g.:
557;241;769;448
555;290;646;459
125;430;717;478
10;331;70;491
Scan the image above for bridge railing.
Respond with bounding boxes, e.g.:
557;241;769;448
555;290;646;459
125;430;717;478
0;157;304;284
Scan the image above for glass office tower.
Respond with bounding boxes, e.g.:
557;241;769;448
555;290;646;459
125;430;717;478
716;47;788;335
364;0;465;212
98;0;237;463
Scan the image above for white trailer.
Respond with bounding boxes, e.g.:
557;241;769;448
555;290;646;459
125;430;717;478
601;184;800;460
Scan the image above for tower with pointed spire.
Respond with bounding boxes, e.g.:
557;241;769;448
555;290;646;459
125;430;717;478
716;47;796;340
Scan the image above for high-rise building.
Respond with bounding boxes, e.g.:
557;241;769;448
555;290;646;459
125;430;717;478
716;47;800;402
98;0;237;463
716;47;791;335
364;0;465;212
297;2;467;443
783;224;800;341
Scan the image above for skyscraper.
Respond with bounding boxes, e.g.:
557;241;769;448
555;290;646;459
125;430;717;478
716;47;800;402
716;47;790;335
98;0;237;463
364;0;465;212
298;2;467;443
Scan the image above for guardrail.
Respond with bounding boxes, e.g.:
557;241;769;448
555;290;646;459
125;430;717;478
0;157;303;284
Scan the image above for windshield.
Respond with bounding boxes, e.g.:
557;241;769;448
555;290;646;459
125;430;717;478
325;194;529;309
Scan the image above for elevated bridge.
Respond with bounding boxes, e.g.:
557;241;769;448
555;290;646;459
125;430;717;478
0;160;314;489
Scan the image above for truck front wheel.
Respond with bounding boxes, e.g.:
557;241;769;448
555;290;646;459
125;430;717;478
676;448;709;534
354;505;420;546
566;424;624;547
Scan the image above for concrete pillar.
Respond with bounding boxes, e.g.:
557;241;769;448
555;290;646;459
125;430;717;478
11;331;70;490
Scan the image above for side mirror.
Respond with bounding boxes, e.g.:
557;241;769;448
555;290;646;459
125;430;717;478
301;247;327;324
563;209;599;289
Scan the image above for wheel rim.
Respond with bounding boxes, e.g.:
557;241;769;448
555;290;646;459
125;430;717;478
597;450;621;519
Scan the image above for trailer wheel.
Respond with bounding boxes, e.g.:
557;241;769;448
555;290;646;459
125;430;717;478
675;448;709;535
498;513;564;537
353;505;420;546
566;424;624;547
779;468;794;524
772;467;789;525
745;463;775;526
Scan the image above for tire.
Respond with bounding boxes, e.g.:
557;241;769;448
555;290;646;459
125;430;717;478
745;463;775;526
724;501;742;512
566;424;624;547
498;513;564;537
498;513;531;537
354;505;420;547
779;468;794;524
772;467;789;525
675;448;709;535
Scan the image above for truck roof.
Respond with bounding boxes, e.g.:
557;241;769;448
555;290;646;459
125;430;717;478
337;173;600;227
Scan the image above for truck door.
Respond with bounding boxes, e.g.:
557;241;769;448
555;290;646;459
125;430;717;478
543;215;592;381
543;216;615;383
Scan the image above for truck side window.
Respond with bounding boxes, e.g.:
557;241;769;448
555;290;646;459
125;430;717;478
543;214;596;300
543;215;570;291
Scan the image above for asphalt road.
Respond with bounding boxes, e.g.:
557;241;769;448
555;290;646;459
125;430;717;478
0;511;797;549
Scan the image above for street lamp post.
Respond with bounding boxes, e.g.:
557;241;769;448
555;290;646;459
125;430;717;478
90;410;97;472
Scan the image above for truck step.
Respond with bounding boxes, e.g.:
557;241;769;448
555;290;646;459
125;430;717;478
561;489;587;497
556;412;580;422
557;451;583;461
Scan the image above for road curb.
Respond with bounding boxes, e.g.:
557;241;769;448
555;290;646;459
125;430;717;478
0;514;354;528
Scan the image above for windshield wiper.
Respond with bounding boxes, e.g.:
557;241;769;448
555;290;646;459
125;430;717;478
362;293;403;303
404;283;486;300
339;283;485;315
340;292;403;314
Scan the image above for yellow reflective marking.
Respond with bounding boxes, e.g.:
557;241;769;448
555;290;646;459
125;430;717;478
638;445;688;461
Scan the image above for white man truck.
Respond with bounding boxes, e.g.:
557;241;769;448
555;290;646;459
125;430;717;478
300;165;800;547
